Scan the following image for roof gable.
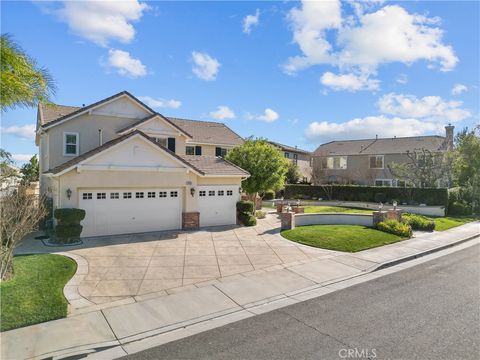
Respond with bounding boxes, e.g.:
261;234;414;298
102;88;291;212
117;114;192;138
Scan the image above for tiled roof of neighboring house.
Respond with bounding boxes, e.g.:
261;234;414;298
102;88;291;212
180;155;250;177
268;141;312;155
168;117;244;146
45;130;247;177
314;136;447;156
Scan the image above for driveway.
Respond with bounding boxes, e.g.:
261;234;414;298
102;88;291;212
17;213;338;308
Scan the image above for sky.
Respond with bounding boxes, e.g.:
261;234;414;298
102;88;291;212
1;0;479;164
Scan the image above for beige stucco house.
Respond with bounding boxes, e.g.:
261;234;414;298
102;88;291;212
312;125;454;187
268;141;313;183
36;91;248;237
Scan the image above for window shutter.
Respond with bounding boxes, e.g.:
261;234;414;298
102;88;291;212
195;146;202;155
167;138;176;152
215;147;222;157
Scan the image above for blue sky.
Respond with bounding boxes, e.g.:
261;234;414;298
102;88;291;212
1;0;479;164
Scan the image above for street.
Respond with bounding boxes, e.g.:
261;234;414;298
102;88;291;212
121;243;480;360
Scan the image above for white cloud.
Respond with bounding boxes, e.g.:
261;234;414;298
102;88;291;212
243;9;260;34
107;49;147;77
451;84;468;95
284;1;458;87
255;108;279;123
191;51;220;81
138;96;181;109
56;0;149;46
396;73;408;84
320;71;380;91
305;116;439;143
11;154;35;163
377;93;471;122
1;124;36;140
209;106;235;119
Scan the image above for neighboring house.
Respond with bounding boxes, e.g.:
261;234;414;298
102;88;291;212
268;141;313;183
0;163;21;197
36;91;248;237
312;125;454;187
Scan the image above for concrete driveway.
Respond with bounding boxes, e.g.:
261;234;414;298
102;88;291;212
18;213;337;307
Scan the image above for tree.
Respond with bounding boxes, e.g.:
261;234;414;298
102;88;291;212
226;138;290;198
1;34;55;111
20;155;39;185
0;148;19;184
388;148;452;188
285;161;301;184
453;128;480;188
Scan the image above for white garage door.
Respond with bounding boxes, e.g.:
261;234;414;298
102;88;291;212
79;188;182;237
198;186;240;227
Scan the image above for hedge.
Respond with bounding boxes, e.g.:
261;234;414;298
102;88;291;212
284;185;448;206
402;213;435;231
375;219;412;238
53;208;86;244
236;201;254;214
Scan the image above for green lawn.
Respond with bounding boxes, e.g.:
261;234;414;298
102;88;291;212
0;254;77;332
303;206;372;214
433;216;477;231
281;225;408;252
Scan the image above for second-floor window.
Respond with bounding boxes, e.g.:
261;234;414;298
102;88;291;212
186;146;195;155
284;152;290;159
293;153;298;165
215;147;228;157
64;132;79;156
323;156;347;170
369;155;384;169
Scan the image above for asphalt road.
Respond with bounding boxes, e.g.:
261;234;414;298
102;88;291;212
121;244;480;360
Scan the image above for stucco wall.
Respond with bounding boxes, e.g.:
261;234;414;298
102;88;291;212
295;213;374;227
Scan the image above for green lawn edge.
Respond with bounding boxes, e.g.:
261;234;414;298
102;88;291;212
0;253;77;332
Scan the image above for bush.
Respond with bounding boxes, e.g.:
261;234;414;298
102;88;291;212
55;224;83;239
402;213;435;231
375;219;412;238
238;212;257;226
262;191;275;201
284;184;448;206
255;210;266;219
447;187;477;215
54;208;86;224
236;201;254;214
448;201;472;216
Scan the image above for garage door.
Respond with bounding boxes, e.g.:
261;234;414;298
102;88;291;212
198;186;240;227
79;189;182;237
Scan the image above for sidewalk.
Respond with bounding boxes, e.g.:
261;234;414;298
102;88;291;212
2;222;478;360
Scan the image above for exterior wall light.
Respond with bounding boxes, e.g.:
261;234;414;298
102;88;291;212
378;202;383;211
190;187;196;197
393;200;398;210
66;188;72;199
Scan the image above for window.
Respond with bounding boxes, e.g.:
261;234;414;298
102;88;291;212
170;191;178;197
110;192;119;199
284;152;290;159
159;191;167;198
369;155;384;169
167;138;176;152
97;192;106;199
375;179;392;187
208;190;215;196
215;147;228;157
395;180;407;188
227;190;233;196
63;132;79;156
82;193;92;200
293;153;298;165
199;190;206;197
123;192;132;199
136;192;144;198
324;156;347;170
218;190;224;196
147;191;156;198
195;146;202;155
186;146;195;155
154;137;167;147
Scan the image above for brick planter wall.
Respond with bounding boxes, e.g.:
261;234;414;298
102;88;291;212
281;212;295;230
373;209;402;225
292;207;304;214
182;212;199;230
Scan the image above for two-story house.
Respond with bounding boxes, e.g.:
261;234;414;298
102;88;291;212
268;141;313;183
36;91;248;237
312;125;454;187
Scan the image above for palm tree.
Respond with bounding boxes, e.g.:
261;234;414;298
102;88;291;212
1;34;55;111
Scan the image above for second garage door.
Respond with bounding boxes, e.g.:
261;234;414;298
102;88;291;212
79;188;182;237
198;185;240;227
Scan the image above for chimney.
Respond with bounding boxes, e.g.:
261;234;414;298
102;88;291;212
98;129;103;146
445;124;454;150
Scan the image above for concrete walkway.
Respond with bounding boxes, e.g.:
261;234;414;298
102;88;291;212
3;220;478;360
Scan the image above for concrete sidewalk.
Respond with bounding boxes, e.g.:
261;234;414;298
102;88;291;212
2;222;478;360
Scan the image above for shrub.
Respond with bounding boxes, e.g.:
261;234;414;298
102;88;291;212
402;213;435;231
447;187;477;215
55;224;83;239
284;184;448;206
238;212;257;226
54;208;86;224
375;219;412;238
53;208;86;244
255;210;266;219
448;201;472;216
262;190;275;200
236;201;254;214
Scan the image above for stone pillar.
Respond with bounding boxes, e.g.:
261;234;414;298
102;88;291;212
182;212;199;230
276;201;284;213
372;211;387;226
281;212;295;230
386;209;403;222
